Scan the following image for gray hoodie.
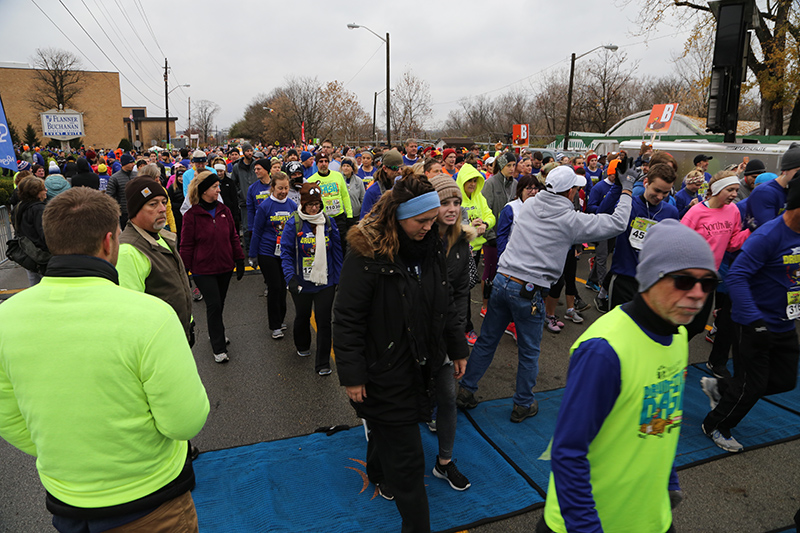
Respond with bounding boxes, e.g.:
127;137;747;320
498;190;632;288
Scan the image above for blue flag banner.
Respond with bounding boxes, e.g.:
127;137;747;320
0;94;18;172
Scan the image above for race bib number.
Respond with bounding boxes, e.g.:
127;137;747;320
324;198;341;216
629;218;657;251
787;289;800;320
302;257;314;281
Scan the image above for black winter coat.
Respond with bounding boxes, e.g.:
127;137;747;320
444;225;477;341
333;222;468;425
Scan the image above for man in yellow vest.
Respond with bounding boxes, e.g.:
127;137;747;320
540;218;717;533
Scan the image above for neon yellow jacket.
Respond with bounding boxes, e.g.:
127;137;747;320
457;163;495;251
0;274;209;508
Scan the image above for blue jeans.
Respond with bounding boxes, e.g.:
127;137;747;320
460;273;544;408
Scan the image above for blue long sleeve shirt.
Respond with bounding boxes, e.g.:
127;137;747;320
674;188;699;219
280;215;343;293
249;197;297;257
360;182;385;219
246;181;272;232
496;202;516;258
551;298;680;532
586;179;613;214
745;179;786;230
727;214;800;332
607;195;679;278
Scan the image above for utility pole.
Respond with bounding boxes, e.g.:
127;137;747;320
385;32;391;147
164;58;169;149
187;97;191;137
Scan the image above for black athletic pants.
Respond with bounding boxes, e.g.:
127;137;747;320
366;421;430;533
193;271;233;354
289;285;335;372
703;323;799;432
257;255;287;331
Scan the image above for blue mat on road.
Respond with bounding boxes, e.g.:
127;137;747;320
191;412;543;533
463;366;800;492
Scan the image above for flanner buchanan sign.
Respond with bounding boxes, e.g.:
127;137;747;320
40;109;85;139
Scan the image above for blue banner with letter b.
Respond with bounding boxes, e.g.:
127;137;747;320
0;94;18;172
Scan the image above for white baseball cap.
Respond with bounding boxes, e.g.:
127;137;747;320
545;165;586;193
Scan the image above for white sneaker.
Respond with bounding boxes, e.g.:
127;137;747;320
702;424;743;453
297;349;311;357
213;352;229;363
272;329;284;339
700;376;721;410
281;323;288;330
565;308;584;324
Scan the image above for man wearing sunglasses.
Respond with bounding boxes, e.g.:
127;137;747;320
540;218;717;533
701;168;800;453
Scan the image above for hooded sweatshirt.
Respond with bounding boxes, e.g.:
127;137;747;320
457;164;495;251
71;159;101;190
498;191;632;288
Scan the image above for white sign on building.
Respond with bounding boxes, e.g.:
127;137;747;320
40;109;85;139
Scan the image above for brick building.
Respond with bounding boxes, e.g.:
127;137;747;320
0;64;176;150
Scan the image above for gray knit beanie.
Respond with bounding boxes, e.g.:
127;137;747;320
636;219;717;292
781;142;800;172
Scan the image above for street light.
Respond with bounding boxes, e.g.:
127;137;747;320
348;23;391;146
563;44;618;151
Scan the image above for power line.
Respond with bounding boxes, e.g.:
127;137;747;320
90;0;151;75
431;30;691;106
76;0;163;100
28;0;144;109
110;0;163;70
132;0;166;58
343;43;385;87
55;0;165;111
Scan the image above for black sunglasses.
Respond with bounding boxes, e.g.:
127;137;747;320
386;164;401;171
666;274;718;293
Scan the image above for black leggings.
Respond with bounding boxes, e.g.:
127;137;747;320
549;248;578;299
465;250;480;332
193;271;233;354
290;285;335;371
258;254;287;331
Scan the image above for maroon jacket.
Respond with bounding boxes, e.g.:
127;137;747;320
180;202;245;275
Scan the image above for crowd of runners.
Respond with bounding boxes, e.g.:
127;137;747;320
2;137;800;532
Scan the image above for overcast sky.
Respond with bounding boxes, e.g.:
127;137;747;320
4;0;699;133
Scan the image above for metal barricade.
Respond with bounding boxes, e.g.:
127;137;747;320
0;205;13;264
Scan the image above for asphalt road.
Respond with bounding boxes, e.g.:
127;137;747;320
1;255;799;532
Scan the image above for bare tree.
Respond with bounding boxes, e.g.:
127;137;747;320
389;68;433;140
194;100;220;145
29;48;86;111
577;50;640;132
624;0;800;134
229;93;274;144
318;81;371;144
282;76;327;142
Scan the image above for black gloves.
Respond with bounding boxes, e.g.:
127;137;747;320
616;157;638;193
235;259;245;281
188;320;196;348
288;278;302;294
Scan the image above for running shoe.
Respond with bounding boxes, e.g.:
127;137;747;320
433;457;471;491
281;323;288;330
702;423;743;453
504;322;517;341
574;296;591;312
318;367;332;376
594;296;609;313
192;287;203;301
584;281;601;293
510;400;539;423
465;331;478;346
456;387;478;409
297;349;311;357
271;329;284;339
376;482;394;500
700;376;721;410
546;315;562;333
213;352;229;363
705;324;717;344
565;308;584;324
706;361;731;379
427;420;437;433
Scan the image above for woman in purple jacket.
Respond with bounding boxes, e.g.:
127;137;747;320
181;171;246;363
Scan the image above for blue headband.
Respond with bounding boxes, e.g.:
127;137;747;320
396;191;441;220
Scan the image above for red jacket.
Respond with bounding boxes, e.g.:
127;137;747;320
180;202;244;275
